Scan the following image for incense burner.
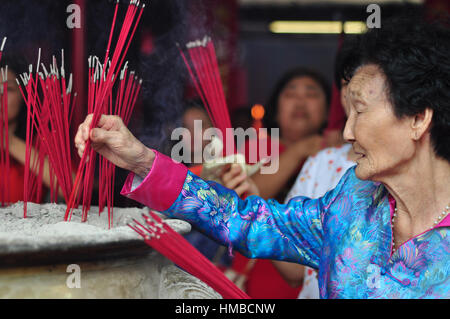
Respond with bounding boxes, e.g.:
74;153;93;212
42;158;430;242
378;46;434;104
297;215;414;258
0;202;221;299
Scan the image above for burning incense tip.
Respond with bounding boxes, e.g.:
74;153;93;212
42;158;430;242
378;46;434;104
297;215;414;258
41;63;49;78
61;49;65;78
0;37;6;51
67;74;73;93
186;36;211;49
37;48;41;73
1;66;7;81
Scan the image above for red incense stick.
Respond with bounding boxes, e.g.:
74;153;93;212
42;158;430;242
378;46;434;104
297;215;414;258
65;0;145;225
129;212;250;299
96;64;141;228
17;50;76;215
0;65;10;206
179;37;234;156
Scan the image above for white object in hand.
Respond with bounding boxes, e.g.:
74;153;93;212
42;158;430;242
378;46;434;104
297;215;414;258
201;136;268;183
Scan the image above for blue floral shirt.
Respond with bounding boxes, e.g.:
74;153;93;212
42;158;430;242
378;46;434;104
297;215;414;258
164;167;449;298
121;152;449;299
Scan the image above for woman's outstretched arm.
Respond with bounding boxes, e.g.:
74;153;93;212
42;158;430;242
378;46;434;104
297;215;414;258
75;114;349;268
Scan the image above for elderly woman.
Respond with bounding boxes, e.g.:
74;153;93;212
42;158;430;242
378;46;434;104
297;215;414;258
75;15;449;298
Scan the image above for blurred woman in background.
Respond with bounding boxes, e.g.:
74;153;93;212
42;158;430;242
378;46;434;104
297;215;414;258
225;67;331;298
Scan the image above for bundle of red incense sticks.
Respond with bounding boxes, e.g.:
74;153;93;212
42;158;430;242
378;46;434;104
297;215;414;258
65;0;145;226
85;56;142;228
97;66;142;228
0;37;9;206
129;212;250;299
16;49;77;216
179;36;234;155
12;1;143;221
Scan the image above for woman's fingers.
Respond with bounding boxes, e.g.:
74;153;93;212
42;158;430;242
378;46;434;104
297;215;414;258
74;114;93;155
81;114;94;139
73;114;155;177
219;163;232;177
74;114;124;158
221;163;242;184
234;181;250;197
222;165;248;190
75;128;87;158
77;144;85;158
220;163;259;197
90;127;117;145
96;114;124;131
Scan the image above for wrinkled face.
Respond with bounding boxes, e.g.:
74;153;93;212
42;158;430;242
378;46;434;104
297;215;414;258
343;64;415;181
1;70;23;123
277;76;328;140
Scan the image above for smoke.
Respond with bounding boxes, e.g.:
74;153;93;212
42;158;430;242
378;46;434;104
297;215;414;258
136;0;209;155
0;0;212;207
0;0;210;155
85;0;211;155
0;0;67;67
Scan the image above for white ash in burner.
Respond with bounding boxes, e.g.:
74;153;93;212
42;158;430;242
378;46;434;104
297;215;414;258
0;202;191;255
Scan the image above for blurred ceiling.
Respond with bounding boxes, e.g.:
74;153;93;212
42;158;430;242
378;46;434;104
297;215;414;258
238;0;424;33
238;0;423;4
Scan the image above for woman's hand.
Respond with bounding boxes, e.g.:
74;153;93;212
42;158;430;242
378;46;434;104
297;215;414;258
75;114;155;179
220;163;260;198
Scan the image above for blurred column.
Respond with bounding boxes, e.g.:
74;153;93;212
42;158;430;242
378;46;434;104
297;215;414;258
71;0;86;165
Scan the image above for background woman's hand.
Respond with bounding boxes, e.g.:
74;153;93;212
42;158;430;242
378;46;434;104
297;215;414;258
322;129;345;148
220;163;260;197
75;114;155;178
293;134;324;159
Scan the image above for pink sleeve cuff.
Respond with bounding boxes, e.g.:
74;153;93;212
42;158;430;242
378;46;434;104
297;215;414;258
120;150;188;211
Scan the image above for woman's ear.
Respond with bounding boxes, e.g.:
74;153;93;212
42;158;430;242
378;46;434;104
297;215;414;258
411;108;433;140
